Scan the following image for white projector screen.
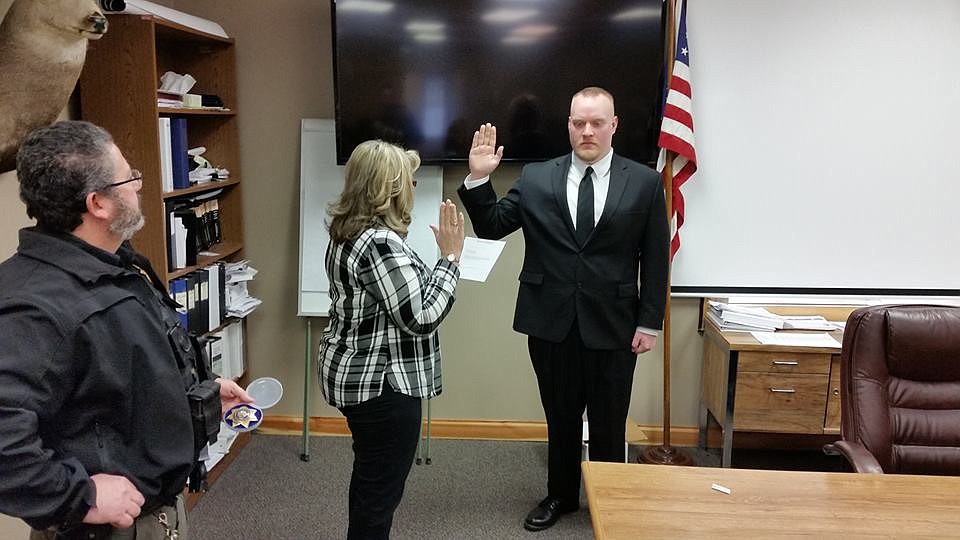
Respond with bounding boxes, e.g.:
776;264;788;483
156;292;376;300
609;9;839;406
670;0;959;296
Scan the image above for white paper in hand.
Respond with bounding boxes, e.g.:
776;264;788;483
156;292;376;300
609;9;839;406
457;237;506;282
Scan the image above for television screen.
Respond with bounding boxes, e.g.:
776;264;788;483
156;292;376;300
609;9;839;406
332;0;665;165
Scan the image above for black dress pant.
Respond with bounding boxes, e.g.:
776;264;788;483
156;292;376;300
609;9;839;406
340;385;422;540
529;323;637;506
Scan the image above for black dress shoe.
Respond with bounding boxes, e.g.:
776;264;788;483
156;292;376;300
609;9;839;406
523;496;579;531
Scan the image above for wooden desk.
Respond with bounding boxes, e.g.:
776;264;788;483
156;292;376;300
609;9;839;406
699;305;855;467
582;461;960;539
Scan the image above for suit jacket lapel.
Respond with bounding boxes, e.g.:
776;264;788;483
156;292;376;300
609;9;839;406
552;156;577;241
594;154;628;236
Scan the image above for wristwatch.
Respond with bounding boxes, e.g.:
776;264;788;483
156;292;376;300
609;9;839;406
446;253;458;264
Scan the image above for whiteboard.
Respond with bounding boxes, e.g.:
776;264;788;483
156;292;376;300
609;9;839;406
297;119;442;316
669;0;960;296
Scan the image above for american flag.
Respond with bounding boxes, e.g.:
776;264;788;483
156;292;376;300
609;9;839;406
657;0;697;261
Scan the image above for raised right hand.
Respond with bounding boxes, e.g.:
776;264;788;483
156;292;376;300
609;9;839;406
429;199;465;263
468;123;504;180
83;473;145;529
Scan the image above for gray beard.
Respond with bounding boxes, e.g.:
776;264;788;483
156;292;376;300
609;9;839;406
109;195;145;241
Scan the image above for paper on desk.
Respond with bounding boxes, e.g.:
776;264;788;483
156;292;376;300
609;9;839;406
457;237;506;282
750;332;841;348
780;316;839;331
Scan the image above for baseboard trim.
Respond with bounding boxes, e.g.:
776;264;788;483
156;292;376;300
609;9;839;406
260;416;705;446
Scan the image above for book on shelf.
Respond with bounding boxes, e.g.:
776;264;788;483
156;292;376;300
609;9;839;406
157;90;183;108
185;272;200;334
166;203;198;271
197;272;209;334
194;200;222;249
207;263;225;331
166;197;224;271
168;262;227;334
169;117;190;190
170;277;188;328
158;118;174;192
208;319;244;380
208;200;222;243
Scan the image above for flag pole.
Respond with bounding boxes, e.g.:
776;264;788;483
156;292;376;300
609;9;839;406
640;0;693;467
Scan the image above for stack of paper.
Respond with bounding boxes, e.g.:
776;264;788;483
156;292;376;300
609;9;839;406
157;91;183;109
707;302;784;332
780;315;838;331
189;167;230;184
708;301;842;332
204;421;239;471
224;260;262;318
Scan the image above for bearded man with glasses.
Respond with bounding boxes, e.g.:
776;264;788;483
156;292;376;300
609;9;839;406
0;121;253;539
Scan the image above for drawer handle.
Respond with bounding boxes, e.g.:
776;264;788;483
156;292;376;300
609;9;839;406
772;361;799;366
769;388;796;393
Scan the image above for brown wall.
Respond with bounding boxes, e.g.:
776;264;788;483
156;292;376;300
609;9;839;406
0;1;687;534
169;0;706;425
1;0;706;427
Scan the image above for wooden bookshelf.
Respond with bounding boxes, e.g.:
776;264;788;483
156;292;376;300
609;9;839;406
77;14;244;283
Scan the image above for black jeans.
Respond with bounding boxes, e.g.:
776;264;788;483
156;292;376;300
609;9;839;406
529;323;637;506
340;385;422;540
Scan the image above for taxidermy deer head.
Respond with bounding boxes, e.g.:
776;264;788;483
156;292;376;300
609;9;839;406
0;0;108;173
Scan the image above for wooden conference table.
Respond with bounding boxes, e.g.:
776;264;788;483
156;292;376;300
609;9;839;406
582;461;960;539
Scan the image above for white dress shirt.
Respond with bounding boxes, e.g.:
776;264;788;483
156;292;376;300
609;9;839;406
566;150;612;230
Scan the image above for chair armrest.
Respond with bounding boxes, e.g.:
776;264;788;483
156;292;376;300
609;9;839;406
832;441;884;473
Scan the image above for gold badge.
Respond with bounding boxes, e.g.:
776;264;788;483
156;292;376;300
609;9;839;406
225;404;262;431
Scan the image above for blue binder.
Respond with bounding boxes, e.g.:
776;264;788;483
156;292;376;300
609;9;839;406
170;117;190;189
169;277;189;328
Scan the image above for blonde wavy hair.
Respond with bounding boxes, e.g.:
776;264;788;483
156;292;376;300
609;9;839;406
327;140;420;243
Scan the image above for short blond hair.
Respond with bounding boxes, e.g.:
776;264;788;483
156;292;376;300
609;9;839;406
327;140;420;243
572;86;615;112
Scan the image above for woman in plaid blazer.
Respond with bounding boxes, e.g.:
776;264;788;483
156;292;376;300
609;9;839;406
318;140;464;539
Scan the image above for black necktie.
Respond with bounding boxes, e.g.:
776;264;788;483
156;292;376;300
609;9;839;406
576;166;594;245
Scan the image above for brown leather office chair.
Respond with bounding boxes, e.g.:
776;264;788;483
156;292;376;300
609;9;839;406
832;304;960;475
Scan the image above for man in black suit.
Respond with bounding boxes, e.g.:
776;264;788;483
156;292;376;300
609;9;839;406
458;87;669;531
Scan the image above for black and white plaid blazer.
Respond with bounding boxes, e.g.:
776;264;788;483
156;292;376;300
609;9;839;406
318;227;459;407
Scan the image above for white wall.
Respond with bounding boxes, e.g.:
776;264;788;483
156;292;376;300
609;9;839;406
672;0;960;295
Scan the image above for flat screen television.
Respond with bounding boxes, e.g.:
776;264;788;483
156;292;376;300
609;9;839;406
332;0;665;165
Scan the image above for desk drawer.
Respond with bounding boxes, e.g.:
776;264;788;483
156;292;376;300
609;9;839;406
734;373;829;433
737;351;831;375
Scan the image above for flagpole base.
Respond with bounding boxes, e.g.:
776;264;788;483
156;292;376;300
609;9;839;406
638;444;695;466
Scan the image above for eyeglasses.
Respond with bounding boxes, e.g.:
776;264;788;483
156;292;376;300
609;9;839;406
104;169;143;189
